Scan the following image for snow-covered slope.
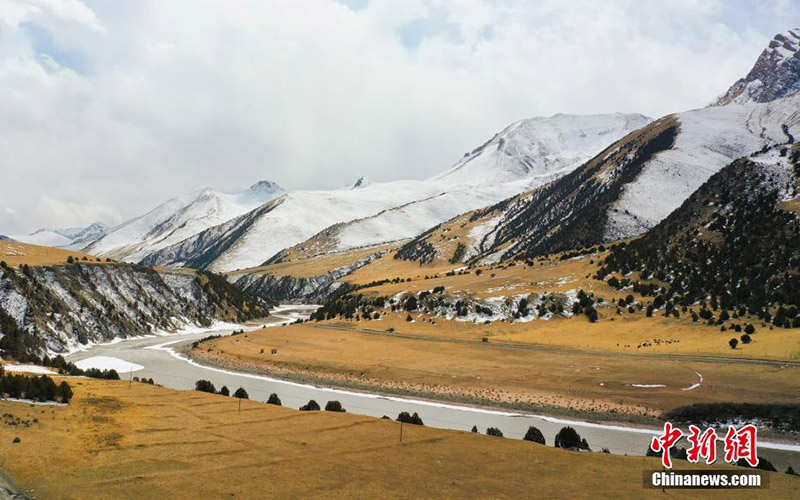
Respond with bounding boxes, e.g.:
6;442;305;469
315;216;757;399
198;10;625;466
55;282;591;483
143;113;650;272
86;181;284;262
11;222;108;250
434;113;651;186
713;27;800;106
605;95;800;239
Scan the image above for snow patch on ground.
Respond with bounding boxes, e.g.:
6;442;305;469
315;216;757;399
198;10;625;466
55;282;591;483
74;356;144;374
1;364;57;374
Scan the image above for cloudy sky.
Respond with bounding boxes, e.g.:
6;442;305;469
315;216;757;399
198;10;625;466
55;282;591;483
0;0;797;234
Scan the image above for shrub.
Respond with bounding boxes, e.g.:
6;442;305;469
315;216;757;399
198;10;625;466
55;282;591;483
523;426;546;445
745;324;755;334
554;426;590;451
218;386;230;396
396;411;424;425
194;380;216;393
471;425;478;433
300;399;320;411
729;338;738;349
324;400;346;412
267;393;282;406
740;334;752;344
233;387;249;399
486;427;504;437
737;457;777;472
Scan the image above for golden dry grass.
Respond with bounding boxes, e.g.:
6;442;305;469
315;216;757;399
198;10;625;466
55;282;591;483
197;323;800;418
0;241;106;268
338;252;800;361
0;378;795;499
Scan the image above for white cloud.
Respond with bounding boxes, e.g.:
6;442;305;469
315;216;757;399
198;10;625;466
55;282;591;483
0;0;797;234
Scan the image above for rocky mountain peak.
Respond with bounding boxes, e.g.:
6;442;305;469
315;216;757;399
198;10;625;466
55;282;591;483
713;27;800;106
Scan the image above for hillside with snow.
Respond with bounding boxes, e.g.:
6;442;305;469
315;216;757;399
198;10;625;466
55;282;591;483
434;113;651;187
11;222;108;251
142;113;650;272
394;28;800;267
86;181;284;262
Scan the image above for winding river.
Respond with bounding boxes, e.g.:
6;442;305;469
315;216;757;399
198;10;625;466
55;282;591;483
65;305;800;469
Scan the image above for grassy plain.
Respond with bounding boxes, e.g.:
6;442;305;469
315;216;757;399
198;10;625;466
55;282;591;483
196;322;800;419
0;241;107;268
1;377;796;499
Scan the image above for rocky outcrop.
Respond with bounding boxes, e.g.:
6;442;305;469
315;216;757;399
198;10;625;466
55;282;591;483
231;251;386;303
714;28;800;106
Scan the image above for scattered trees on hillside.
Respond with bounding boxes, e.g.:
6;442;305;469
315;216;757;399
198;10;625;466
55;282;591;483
0;369;73;403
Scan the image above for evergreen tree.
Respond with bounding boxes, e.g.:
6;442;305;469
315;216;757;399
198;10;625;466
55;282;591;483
486;427;504;437
554;426;590;451
300;399;320;411
523;426;546;445
195;380;216;393
324;400;346;412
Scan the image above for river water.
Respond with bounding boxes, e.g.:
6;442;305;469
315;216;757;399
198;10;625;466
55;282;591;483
65;305;800;470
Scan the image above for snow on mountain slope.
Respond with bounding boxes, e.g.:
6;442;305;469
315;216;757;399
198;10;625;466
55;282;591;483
145;180;446;272
143;113;650;272
12;230;72;248
714;27;800;106
606;94;800;239
434;113;651;187
397;94;800;266
11;222;109;250
86;181;284;262
276;172;566;262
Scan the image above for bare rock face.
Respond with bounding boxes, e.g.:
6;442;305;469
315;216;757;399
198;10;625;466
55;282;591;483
713;28;800;106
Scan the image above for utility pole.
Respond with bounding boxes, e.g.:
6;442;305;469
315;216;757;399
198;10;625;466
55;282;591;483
129;370;132;388
400;422;403;443
238;397;242;413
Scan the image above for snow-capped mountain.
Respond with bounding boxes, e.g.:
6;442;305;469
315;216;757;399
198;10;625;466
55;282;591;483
713;27;800;106
141;113;650;272
434;113;651;186
394;28;800;267
11;222;108;250
398;94;800;266
86;181;284;262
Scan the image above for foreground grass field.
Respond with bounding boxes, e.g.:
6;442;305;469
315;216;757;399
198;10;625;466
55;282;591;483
1;378;797;498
